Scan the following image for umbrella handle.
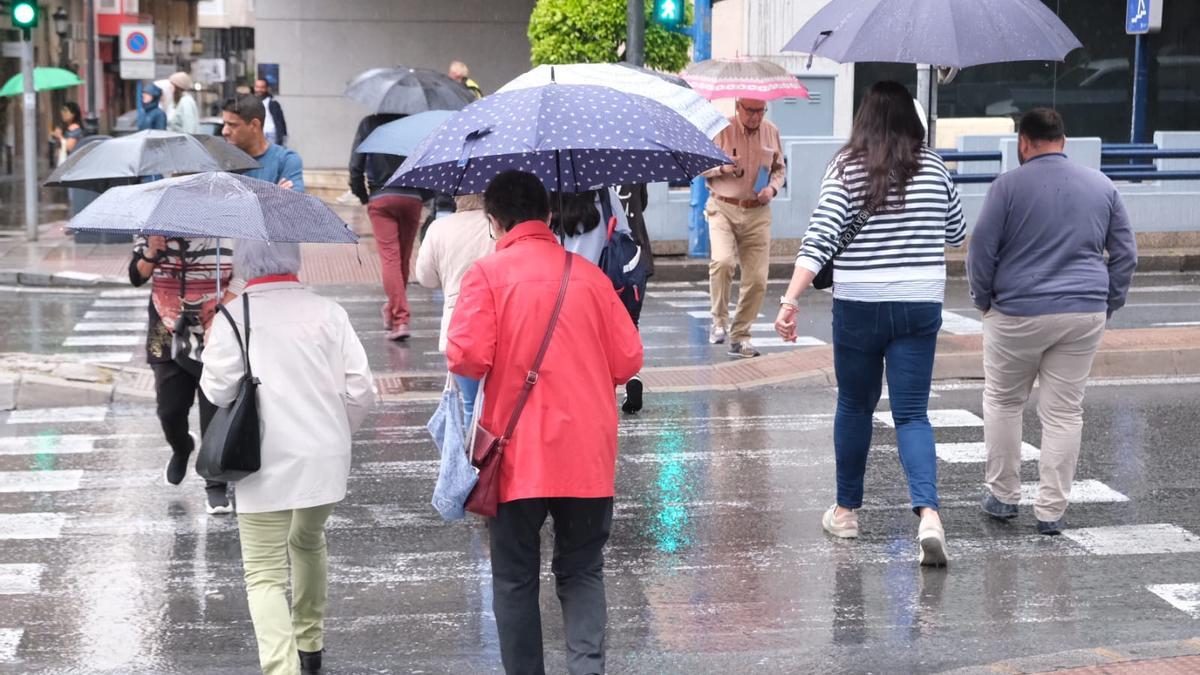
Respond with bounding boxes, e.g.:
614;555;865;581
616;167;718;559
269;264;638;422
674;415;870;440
806;31;832;70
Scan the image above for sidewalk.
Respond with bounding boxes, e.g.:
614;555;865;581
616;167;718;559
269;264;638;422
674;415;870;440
944;636;1200;674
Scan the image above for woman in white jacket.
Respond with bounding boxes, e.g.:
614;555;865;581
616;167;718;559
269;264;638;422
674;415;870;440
200;240;374;675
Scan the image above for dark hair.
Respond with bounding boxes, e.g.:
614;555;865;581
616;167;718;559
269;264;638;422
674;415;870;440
839;80;925;211
484;170;549;231
60;101;81;124
549;191;601;238
1019;108;1066;143
222;95;266;126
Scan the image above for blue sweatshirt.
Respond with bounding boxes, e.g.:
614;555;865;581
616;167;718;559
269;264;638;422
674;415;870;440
967;153;1137;318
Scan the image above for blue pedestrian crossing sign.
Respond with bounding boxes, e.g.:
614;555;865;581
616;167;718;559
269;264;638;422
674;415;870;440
1126;0;1162;34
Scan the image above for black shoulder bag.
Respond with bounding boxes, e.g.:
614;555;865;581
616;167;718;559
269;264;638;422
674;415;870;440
812;202;876;290
196;293;262;482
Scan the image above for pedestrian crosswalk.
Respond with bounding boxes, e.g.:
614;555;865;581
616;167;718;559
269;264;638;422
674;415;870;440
62;288;147;365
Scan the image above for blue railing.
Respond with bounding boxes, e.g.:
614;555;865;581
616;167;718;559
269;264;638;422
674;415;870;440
936;144;1200;184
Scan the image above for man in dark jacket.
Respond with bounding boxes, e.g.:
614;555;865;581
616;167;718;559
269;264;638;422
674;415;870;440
254;78;288;146
350;114;429;341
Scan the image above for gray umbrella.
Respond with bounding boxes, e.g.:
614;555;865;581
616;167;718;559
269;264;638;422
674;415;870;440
190;134;261;173
44;130;225;190
68;172;358;243
344;67;476;115
782;0;1082;69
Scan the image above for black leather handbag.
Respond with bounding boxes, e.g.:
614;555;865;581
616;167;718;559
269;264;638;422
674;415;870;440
812;202;876;290
196;293;262;482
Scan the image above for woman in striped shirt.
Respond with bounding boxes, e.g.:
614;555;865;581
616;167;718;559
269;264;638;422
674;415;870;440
775;81;966;566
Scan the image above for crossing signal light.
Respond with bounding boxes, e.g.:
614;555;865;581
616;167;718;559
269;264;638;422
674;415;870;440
11;0;37;30
653;0;682;27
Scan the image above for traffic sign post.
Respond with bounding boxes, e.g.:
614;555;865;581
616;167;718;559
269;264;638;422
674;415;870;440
1126;0;1161;143
119;24;155;81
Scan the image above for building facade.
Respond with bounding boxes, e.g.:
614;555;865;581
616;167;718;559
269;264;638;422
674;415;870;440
254;0;537;170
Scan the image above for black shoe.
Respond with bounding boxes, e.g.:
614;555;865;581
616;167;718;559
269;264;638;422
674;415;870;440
164;452;190;486
299;649;323;674
205;486;233;515
981;492;1019;520
622;376;644;414
1037;519;1063;536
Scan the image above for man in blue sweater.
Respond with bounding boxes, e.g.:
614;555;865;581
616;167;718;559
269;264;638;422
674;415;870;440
222;95;304;192
968;108;1137;536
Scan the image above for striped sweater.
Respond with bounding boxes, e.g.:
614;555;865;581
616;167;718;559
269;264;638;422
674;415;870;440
796;147;966;303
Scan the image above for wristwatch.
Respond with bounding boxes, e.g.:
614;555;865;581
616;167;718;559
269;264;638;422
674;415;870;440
779;295;799;310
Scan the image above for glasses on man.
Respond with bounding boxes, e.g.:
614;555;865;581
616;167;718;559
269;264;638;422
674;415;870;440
738;104;767;115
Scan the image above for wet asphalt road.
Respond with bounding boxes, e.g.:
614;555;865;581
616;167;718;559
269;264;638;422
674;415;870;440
2;279;1200;673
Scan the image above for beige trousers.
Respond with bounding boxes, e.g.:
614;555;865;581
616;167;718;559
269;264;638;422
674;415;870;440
706;197;772;343
982;310;1106;522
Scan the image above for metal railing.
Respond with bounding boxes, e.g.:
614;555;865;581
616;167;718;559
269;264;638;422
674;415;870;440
936;145;1200;184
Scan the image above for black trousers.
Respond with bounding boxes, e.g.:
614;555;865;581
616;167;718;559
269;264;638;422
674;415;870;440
489;497;613;675
151;360;225;491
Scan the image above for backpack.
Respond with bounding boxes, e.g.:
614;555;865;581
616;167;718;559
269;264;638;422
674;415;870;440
597;192;648;323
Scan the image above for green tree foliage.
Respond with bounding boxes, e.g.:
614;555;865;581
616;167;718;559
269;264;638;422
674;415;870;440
528;0;693;73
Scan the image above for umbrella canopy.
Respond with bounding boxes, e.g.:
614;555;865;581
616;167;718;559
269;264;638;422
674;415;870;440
344;67;476;115
191;134;261;173
681;58;810;101
44;130;224;190
355;110;456;156
497;63;729;139
387;83;730;196
0;67;83;96
69;172;358;243
782;0;1081;69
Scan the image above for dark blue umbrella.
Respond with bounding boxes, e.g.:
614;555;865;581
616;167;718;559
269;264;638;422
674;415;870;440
68;172;357;243
387;83;730;195
355;110;456;156
783;0;1081;69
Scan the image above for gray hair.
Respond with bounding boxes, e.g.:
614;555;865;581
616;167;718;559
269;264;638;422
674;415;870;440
234;240;301;279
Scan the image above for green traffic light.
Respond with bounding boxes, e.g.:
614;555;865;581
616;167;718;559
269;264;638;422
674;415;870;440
12;0;37;28
654;0;681;26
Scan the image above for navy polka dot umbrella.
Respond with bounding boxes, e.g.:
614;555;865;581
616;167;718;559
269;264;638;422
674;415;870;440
386;83;731;195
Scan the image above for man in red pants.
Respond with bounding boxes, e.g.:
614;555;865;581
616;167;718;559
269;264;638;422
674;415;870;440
349;113;428;340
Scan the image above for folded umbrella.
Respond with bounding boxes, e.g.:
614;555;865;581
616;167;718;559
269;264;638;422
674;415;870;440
681;58;810;101
355;110;456;156
782;0;1081;69
68;172;358;244
0;67;83;96
497;63;729;139
44;130;225;191
345;67;476;115
387;83;730;195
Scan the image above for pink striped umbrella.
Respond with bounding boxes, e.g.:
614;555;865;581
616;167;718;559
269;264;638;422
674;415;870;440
681;58;810;101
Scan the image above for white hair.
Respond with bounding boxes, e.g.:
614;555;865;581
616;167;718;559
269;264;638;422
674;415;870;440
233;239;301;280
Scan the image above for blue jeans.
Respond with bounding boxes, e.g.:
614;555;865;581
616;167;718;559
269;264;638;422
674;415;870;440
832;299;942;514
453;374;481;426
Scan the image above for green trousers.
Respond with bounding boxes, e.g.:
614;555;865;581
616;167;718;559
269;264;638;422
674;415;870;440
237;503;336;675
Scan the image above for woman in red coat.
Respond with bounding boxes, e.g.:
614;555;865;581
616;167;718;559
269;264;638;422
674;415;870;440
447;170;643;675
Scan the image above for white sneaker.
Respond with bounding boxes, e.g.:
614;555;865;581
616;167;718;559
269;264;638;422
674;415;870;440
822;505;859;538
709;324;727;345
918;519;949;567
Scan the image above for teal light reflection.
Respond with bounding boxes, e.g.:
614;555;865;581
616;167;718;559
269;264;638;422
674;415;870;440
647;429;693;554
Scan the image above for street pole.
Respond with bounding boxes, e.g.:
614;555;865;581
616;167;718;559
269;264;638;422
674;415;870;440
21;33;38;241
1130;33;1149;144
687;0;712;258
84;0;98;135
626;0;645;67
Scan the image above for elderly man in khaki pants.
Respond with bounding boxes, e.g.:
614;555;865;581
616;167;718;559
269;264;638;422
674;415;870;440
968;109;1137;536
702;98;786;359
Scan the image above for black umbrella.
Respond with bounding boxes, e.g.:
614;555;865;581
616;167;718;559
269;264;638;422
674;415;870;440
191;134;260;173
344;67;476;115
44;130;232;191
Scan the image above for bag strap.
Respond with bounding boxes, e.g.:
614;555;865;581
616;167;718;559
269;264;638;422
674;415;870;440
833;201;876;255
598;190;618;241
215;293;252;378
499;251;573;442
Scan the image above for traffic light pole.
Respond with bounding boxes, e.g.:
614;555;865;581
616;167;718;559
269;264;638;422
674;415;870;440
626;0;645;67
687;0;712;258
84;0;98;135
21;31;37;241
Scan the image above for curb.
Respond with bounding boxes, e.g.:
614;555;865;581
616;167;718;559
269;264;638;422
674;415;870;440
940;636;1200;674
0;269;127;288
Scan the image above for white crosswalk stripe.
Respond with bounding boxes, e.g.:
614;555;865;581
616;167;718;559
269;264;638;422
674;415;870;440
77;352;135;364
0;435;98;455
98;289;150;298
0;628;22;662
940;310;983;335
83;310;136;321
6;407;108;425
71;322;145;332
0;564;44;595
1019;479;1128;505
0;513;67;539
0;470;84;493
90;298;147;308
875;408;984;428
1063;524;1200;556
935;441;1039;463
63;335;142;347
1147;583;1200;618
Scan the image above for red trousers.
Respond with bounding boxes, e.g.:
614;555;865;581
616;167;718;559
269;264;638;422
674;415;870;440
368;194;424;326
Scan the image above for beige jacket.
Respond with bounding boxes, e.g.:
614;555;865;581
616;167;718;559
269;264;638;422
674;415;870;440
415;210;495;352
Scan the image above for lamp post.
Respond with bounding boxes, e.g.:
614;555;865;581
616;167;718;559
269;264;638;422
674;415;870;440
83;0;98;136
